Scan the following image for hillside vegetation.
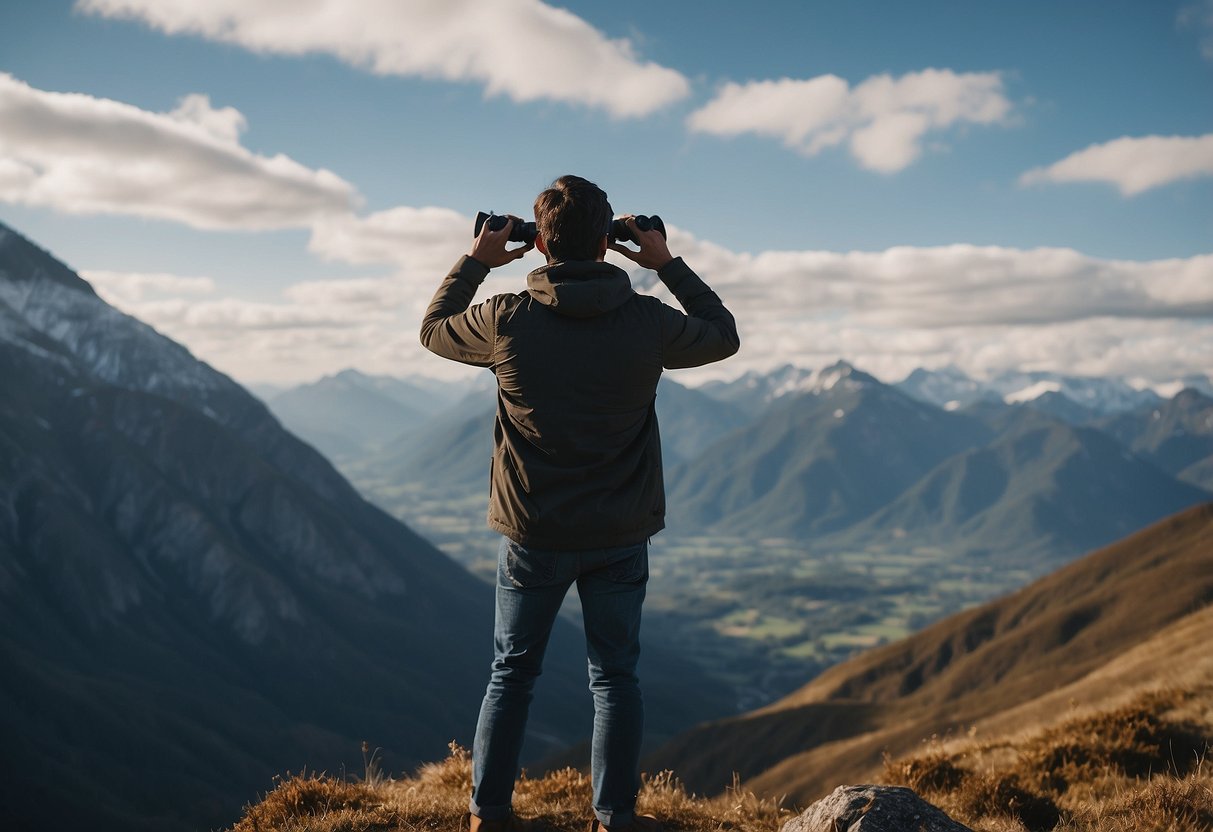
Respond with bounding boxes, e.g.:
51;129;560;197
228;681;1213;832
646;503;1213;800
230;504;1213;832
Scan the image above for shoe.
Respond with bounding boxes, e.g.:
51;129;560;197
588;814;663;832
467;812;541;832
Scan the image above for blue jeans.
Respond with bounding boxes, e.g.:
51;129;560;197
470;536;648;827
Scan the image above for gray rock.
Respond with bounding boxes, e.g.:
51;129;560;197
781;784;973;832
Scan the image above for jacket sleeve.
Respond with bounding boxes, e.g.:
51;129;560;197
419;255;498;368
657;257;741;369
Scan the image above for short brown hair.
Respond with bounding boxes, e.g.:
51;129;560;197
533;175;613;262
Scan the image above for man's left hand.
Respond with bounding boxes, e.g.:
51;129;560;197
470;215;534;269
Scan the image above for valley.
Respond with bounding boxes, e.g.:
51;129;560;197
341;475;1038;710
284;363;1213;711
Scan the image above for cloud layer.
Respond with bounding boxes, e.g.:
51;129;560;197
94;226;1213;389
0;74;355;229
687;68;1012;172
1179;0;1213;60
307;206;471;277
77;0;690;118
1020;133;1213;196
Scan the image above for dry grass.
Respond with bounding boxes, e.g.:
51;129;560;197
881;686;1213;832
229;743;793;832
230;685;1213;832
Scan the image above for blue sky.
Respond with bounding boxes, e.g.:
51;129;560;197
1;0;1211;386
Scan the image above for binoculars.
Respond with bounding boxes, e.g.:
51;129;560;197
474;212;667;246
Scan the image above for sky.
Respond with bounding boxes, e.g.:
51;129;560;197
1;0;1211;388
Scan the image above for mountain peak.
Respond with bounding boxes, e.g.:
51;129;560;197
0;221;97;297
332;367;371;382
814;359;879;391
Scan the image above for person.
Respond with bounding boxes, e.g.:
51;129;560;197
419;175;739;832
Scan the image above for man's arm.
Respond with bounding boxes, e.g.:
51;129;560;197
608;217;740;369
419;256;497;366
418;216;534;367
655;258;740;369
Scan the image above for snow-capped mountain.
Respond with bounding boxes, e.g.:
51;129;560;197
699;360;879;410
0;220;729;832
896;365;1165;416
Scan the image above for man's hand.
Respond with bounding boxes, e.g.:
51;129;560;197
469;215;534;269
608;216;675;271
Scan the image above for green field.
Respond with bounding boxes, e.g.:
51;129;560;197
352;474;1046;711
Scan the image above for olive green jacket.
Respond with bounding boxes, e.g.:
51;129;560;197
420;254;739;549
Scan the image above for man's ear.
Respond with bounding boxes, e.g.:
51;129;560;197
596;235;608;261
536;235;548;256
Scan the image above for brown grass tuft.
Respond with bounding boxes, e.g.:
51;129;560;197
1015;693;1209;795
883;749;968;793
1065;772;1213;832
881;687;1213;832
230;771;382;832
229;686;1213;832
227;746;792;832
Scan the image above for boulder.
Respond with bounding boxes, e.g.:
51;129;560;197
781;784;973;832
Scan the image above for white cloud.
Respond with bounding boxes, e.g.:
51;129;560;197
96;224;1213;389
83;269;217;305
1020;133;1213;196
620;229;1213;387
686;68;1012;172
0;73;356;229
307;206;471;278
76;0;689;119
1179;0;1213;60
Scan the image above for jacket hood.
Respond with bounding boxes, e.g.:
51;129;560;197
526;260;634;318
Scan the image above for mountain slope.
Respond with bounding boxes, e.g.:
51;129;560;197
265;369;432;460
362;376;747;498
1098;389;1213;489
897;366;1162;415
667;365;993;537
839;408;1210;561
0;222;729;832
645;502;1213;800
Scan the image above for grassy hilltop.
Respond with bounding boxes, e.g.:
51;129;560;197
228;504;1213;832
229;680;1213;832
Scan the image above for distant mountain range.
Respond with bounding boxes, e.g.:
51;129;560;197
893;364;1173;416
644;502;1213;802
833;402;1210;562
1097;388;1213;489
268;356;1213;573
0;221;731;832
667;363;995;537
264;370;487;462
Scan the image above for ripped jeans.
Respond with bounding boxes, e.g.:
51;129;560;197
469;536;648;828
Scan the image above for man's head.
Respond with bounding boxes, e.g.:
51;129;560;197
533;175;612;262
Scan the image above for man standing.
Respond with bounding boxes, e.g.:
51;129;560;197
420;175;739;832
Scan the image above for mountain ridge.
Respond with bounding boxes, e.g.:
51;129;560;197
645;502;1213;800
0;220;732;832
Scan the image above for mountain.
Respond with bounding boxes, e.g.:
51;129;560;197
896;365;1001;411
698;363;816;412
696;361;884;414
1018;389;1098;425
0;222;729;832
360;376;747;499
667;363;994;537
1097;389;1213;490
645;502;1213;801
837;407;1211;562
266;368;433;460
897;366;1163;415
264;369;486;462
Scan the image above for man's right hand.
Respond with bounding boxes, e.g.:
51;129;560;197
609;216;675;271
469;215;534;269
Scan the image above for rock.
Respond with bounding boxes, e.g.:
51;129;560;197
781;784;973;832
